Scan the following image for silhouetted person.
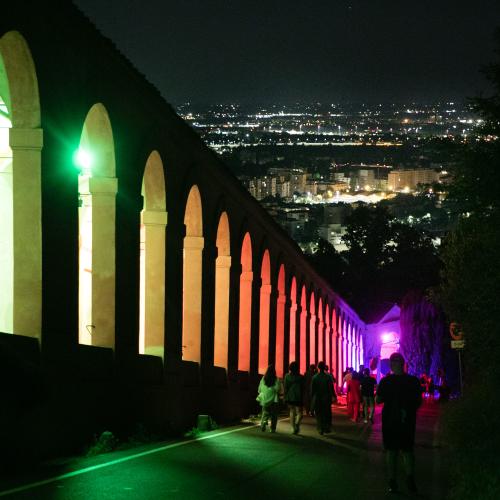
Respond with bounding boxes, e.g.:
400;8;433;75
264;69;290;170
312;361;335;434
376;352;422;494
304;364;317;416
257;365;282;433
284;361;304;434
361;367;376;423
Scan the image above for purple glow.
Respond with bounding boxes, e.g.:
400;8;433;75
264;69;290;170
381;332;393;343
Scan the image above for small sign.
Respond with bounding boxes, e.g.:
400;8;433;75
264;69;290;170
451;340;465;349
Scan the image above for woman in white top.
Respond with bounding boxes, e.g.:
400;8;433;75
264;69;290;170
256;365;282;432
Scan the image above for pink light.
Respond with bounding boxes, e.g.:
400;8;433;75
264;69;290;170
381;332;393;343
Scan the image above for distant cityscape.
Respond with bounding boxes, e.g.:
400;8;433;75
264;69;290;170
177;102;478;253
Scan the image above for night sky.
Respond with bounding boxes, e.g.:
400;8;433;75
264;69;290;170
74;0;500;105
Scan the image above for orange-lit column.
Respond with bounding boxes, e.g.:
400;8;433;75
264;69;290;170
238;268;253;372
214;254;231;368
258;281;271;374
275;289;286;378
182;235;204;363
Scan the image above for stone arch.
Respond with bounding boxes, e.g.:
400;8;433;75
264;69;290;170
214;211;231;369
299;284;307;373
325;303;330;370
331;307;339;381
258;249;271;374
182;184;203;362
0;31;42;338
139;151;167;358
275;263;286;378
317;297;324;363
78;103;117;347
309;290;316;366
288;276;297;365
238;231;253;372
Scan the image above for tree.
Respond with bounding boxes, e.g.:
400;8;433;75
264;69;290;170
439;29;500;499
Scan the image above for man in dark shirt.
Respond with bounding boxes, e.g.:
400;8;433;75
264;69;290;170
360;368;376;423
312;361;335;434
376;352;422;494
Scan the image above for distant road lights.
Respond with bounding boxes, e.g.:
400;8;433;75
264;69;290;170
73;148;93;175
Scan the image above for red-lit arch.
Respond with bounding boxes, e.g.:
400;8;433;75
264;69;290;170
238;232;252;372
309;291;316;366
258;249;271;374
275;264;286;377
299;285;307;373
289;276;297;365
317;297;324;363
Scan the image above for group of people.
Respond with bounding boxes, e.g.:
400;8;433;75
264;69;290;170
256;361;336;435
256;352;423;494
343;367;377;424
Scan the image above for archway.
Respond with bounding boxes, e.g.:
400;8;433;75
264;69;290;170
0;31;42;338
299;285;307;373
317;298;324;363
325;303;330;370
309;291;316;366
214;211;231;369
275;264;286;377
238;232;252;372
182;185;203;362
139;151;166;358
288;277;297;364
332;308;338;381
258;249;271;374
77;103;117;347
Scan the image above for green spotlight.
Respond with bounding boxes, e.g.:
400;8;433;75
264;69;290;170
73;148;93;173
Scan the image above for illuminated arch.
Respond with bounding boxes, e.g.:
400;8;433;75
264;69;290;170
139;151;167;358
347;322;352;369
332;308;339;381
214;211;231;369
325;303;330;369
299;285;307;373
288;276;297;364
309;291;316;366
78;103;117;347
275;264;286;378
182;185;203;362
258;249;271;374
317;297;324;363
238;232;252;372
0;31;42;338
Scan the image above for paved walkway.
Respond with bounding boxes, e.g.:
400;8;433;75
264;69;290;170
0;400;447;499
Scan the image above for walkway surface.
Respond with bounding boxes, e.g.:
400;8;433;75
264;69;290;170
0;400;447;499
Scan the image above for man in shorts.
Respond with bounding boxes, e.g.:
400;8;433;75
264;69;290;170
376;352;422;494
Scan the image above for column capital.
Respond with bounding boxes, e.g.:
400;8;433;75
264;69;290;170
216;255;232;268
9;127;43;150
142;209;168;226
183;235;204;250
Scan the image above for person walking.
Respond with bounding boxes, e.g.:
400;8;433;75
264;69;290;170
304;364;317;416
312;361;336;435
376;352;422;494
347;371;362;423
256;365;282;433
284;361;304;434
360;367;376;423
